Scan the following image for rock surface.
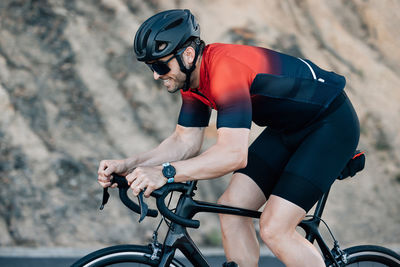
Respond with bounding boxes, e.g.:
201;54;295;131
0;0;399;248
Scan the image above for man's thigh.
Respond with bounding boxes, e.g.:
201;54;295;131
220;172;267;211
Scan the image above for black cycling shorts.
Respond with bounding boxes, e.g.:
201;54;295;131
235;92;360;212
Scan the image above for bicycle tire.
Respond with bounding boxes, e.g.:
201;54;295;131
71;244;185;267
340;245;400;267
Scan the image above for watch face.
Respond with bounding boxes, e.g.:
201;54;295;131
162;165;176;178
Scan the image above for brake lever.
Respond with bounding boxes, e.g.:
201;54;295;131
100;187;110;210
99;176;116;210
137;191;148;222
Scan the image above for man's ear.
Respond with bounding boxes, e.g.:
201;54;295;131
183;46;195;64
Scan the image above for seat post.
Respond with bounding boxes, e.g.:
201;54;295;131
313;190;330;219
302;190;331;243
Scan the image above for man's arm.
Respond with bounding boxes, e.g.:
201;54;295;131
97;125;205;187
172;127;249;181
126;127;249;197
124;125;205;171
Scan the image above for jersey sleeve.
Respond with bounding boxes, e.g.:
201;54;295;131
209;56;253;129
177;91;211;127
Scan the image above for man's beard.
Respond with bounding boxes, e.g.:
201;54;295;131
166;81;182;93
167;73;186;93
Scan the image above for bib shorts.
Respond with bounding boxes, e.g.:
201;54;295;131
235;92;360;212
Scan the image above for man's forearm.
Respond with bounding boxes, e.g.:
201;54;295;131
172;143;247;181
124;126;204;172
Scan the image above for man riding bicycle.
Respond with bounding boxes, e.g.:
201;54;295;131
97;9;360;267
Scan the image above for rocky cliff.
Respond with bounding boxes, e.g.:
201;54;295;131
0;0;399;248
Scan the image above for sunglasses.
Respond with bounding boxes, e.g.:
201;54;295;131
146;49;185;75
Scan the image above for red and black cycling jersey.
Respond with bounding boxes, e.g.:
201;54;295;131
178;43;346;132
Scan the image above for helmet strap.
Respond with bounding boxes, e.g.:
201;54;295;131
176;41;201;91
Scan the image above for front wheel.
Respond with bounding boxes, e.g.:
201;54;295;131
340;245;400;266
71;244;185;267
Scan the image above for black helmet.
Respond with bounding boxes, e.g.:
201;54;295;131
134;9;200;62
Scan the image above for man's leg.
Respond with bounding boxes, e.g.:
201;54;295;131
258;96;360;267
259;195;325;267
218;173;266;267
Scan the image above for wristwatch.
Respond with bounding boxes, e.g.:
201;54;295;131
162;162;176;183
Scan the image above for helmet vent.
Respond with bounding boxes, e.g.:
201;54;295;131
165;18;183;30
141;29;151;49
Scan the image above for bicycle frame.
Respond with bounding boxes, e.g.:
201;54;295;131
156;180;338;267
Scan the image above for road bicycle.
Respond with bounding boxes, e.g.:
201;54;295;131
71;151;400;266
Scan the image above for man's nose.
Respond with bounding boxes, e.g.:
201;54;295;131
153;71;160;80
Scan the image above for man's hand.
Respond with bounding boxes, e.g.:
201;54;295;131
97;159;128;188
126;166;167;198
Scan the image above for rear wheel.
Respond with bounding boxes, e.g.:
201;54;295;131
340;245;400;266
71;244;185;267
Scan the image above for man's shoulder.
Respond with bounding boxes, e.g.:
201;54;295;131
206;43;248;53
205;43;271;62
205;43;247;65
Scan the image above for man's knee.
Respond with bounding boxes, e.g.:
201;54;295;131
259;216;285;245
259;197;304;248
